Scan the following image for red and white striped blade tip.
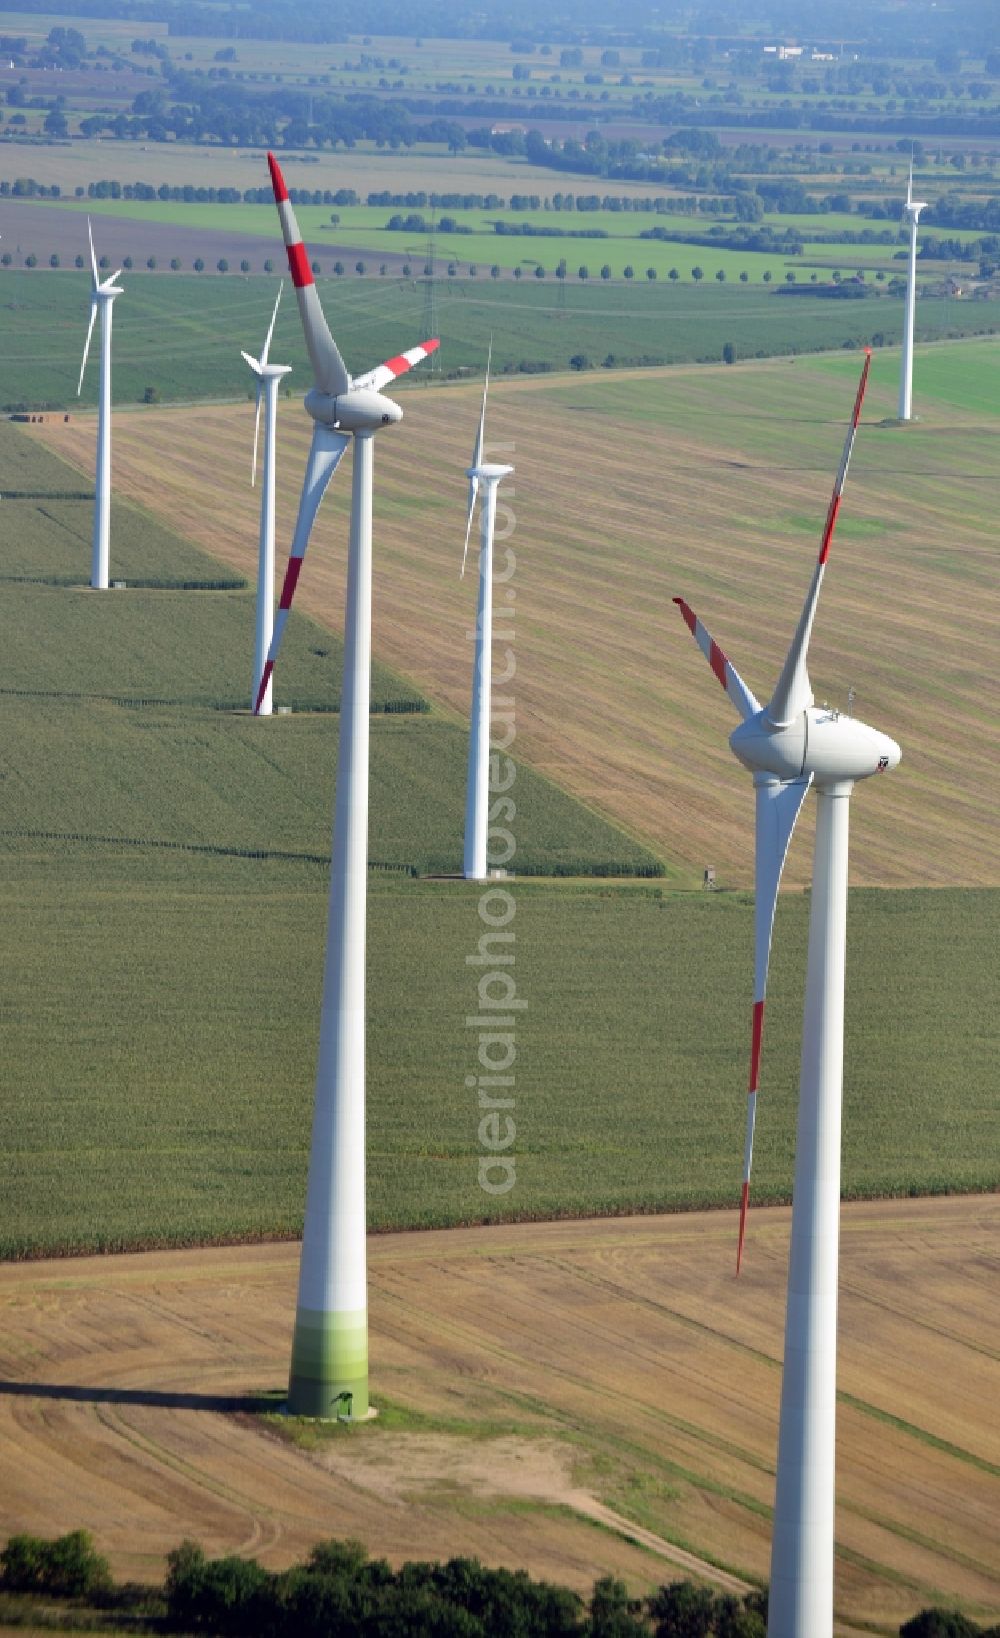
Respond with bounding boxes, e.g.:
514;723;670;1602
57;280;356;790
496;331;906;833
267;151;289;201
253;661;273;716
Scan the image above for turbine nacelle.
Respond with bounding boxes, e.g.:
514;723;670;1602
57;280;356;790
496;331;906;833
730;706;901;786
304;385;403;433
466;460;513;482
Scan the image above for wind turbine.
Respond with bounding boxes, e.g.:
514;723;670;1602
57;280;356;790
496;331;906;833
258;151;438;1419
241;282;291;717
77;219;122;591
898;158;927;422
461;344;513;882
674;351;900;1638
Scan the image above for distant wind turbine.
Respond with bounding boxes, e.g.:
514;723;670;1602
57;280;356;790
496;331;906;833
241;282;291;717
260;151;438;1419
77;219;122;590
674;351;900;1638
899;158;928;422
461;344;513;881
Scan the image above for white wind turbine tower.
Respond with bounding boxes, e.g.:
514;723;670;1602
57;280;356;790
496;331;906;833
674;351;900;1638
257;151;438;1418
77;219;122;590
461;345;513;881
898;159;928;422
241;282;291;717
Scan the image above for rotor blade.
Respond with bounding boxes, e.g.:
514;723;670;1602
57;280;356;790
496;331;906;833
460;341;491;578
253;423;350;714
737;774;812;1274
251;384;263;489
87;217;98;285
672;598;761;721
352;337;440;394
267;152;350;398
472;335;491;470
77;301;98;396
241;349;263;375
461;472;479;579
261;280;283;369
766;349;871;728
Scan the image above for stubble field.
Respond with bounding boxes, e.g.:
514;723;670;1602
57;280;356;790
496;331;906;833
0;1198;997;1636
34;340;1000;889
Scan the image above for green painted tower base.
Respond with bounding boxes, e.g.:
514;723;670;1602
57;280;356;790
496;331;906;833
287;1307;369;1419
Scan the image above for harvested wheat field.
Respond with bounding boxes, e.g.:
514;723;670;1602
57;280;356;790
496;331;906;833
34;346;999;889
0;1197;997;1635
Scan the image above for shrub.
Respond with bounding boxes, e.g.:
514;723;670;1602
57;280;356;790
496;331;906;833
899;1613;982;1638
217;258;228;273
1;1531;111;1599
146;255;157;269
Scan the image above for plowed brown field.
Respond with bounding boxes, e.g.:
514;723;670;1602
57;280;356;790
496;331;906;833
33;353;999;888
1;1198;997;1635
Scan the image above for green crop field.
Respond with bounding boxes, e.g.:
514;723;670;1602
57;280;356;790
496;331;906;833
0;698;659;874
1;494;247;590
0;421;662;873
0;268;989;411
0;585;424;711
0;850;995;1258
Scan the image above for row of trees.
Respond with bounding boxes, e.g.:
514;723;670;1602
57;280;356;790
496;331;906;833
1;1529;990;1636
5;250;898;286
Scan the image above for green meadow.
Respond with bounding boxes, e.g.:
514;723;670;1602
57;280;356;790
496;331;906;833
0;268;988;412
803;334;1000;418
47;195;916;282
